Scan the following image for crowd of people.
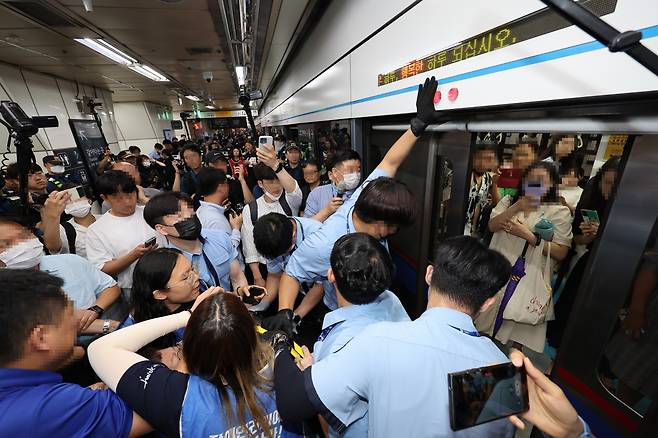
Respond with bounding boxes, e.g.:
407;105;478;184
0;78;594;437
463;132;621;364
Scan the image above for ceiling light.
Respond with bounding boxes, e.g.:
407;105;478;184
185;95;201;101
178;95;183;106
74;38;136;65
128;64;169;82
235;66;246;86
205;105;216;109
82;0;94;12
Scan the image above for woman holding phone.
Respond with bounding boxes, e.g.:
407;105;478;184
88;289;304;438
476;161;573;354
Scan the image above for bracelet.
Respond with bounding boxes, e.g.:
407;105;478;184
88;305;104;317
274;162;284;173
102;320;111;334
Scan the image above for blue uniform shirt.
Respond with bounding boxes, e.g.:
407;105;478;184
266;217;323;274
313;290;410;438
285;168;390;309
303;182;356;217
40;254;117;310
0;368;132;437
307;307;514;437
196;201;241;248
164;228;238;290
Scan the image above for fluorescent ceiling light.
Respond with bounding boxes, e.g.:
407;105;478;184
185;95;201;101
178;95;183;106
235;66;246;86
128;64;169;82
205;105;216;109
74;38;136;65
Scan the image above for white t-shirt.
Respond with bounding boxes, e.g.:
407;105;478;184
560;185;584;212
65;214;100;259
85;205;159;289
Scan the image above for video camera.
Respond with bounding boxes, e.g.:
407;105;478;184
0;101;58;215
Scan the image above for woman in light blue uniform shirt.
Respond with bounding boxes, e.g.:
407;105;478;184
88;289;304;438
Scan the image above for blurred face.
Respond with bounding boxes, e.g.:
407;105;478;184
560;169;579;187
183;150;202;170
303;164;320;185
524;167;552;200
156;255;200;305
113;162;142;186
210;160;228;173
156;201;195;238
0;222;32;258
556;137;576;159
600;169;617;200
473;150;498;174
28;170;47;192
245;142;254;152
286;149;300;165
103;190;137;217
512;143;537;171
259;178;283;198
231;149;241;160
330;159;361;184
44;302;77;370
368;222;399;241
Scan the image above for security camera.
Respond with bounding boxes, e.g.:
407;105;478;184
203;71;214;83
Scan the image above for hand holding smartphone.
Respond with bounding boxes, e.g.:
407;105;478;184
449;362;528;431
581;209;600;226
258;135;274;153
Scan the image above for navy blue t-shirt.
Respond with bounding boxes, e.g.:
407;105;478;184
0;368;133;437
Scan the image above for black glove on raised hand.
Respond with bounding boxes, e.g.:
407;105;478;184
261;309;294;337
410;76;443;137
267;330;293;357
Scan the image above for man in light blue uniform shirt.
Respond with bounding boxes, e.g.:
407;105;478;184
273;236;516;437
196;167;242;249
313;233;410;437
264;76;446;335
144;192;248;292
303;149;362;220
252;212;324;317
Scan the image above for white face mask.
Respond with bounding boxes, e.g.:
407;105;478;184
142;161;151;168
50;165;65;174
0;238;43;269
337;172;361;192
65;200;92;218
264;190;282;201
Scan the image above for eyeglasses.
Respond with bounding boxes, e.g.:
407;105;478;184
165;269;199;289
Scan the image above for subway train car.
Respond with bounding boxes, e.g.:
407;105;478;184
256;1;658;437
0;0;656;437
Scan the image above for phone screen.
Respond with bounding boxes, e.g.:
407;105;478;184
64;186;84;203
581;209;600;225
449;362;528;431
144;237;157;247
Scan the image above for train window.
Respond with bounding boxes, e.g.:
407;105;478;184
463;132;632;368
598;218;658;417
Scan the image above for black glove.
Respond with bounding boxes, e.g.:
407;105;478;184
261;309;294;337
410;76;442;137
267;330;293;357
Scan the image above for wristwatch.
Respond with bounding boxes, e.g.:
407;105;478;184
102;320;111;334
533;233;541;246
88;305;105;317
274;162;284;173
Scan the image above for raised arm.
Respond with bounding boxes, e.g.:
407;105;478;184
257;146;298;194
377;76;445;177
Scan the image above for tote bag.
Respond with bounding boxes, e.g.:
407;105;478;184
502;240;554;325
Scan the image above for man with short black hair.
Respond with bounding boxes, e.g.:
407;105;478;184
149;143;163;161
86;171;159;297
144;191;248;292
284;143;304;187
273;236;514;437
304;149;362;220
241;159;302;288
178;143;204;197
0;269;151;437
205;150;254;207
196;167;242;248
265;77;442;335
312;233;409;437
128;146;141;157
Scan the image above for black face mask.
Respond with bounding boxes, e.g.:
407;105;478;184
174;215;202;240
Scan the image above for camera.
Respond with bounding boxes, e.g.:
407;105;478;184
203;71;214;83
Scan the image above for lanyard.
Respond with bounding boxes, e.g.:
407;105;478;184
448;324;480;337
317;321;343;342
197;237;221;287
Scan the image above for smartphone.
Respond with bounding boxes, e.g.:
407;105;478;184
63;186;85;203
242;286;266;305
449;362;528;431
258;135;274;153
144;237;157;247
497;168;522;189
581;209;600;225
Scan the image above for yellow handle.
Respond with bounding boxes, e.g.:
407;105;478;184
256;325;304;359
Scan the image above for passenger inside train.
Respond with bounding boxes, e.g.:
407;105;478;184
1;0;657;437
